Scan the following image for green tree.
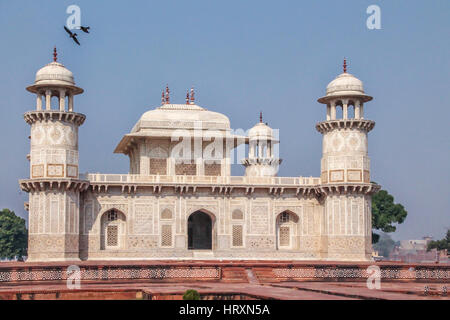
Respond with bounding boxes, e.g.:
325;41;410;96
427;229;450;251
0;209;28;260
372;189;407;244
372;232;399;257
183;289;201;300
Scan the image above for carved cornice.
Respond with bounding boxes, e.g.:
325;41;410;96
83;177;379;198
24;111;86;126
316;119;375;134
19;178;90;192
317;183;380;196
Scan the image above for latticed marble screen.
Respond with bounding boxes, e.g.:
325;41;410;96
204;163;221;176
161;225;172;247
108;210;118;222
279;226;290;247
232;209;243;220
232;225;243;247
279;212;290;223
175;162;196;175
149;158;167;175
107;225;118;246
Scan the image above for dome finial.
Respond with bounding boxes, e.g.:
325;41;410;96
165;85;170;104
53;47;57;62
190;87;195;104
343;58;347;73
259;111;263;123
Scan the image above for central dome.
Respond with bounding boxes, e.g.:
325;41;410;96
131;103;230;133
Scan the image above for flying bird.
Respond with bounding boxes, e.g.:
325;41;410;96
64;26;80;45
80;26;90;33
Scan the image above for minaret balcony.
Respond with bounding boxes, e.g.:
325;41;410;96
316;119;375;134
24;110;86;126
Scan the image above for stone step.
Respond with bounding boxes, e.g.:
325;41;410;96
192;251;214;258
221;267;247;283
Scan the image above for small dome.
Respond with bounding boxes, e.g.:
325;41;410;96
318;72;372;104
326;72;364;96
35;62;75;86
318;64;372;103
27;57;83;95
249;122;273;141
318;60;372;103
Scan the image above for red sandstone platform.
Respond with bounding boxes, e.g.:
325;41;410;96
0;260;448;300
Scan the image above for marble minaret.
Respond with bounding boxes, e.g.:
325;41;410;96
20;48;88;261
317;60;378;260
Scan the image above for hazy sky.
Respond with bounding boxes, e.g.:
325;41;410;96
0;0;448;241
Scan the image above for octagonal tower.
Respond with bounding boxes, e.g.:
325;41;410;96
20;48;89;261
317;60;379;260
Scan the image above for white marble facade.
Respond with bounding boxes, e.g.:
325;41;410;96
20;53;379;261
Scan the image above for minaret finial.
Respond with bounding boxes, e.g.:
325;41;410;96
161;89;165;105
343;58;347;73
190;87;195;104
186;90;190;104
53;47;57;62
259;111;263;123
165;85;170;104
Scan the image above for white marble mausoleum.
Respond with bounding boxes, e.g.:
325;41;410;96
20;51;379;262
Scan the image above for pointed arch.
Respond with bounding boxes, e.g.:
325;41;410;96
187;209;217;250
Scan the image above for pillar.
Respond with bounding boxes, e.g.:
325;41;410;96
68;94;74;112
45;90;51;110
59;89;66;111
249;141;255;158
360;103;364;119
343;100;348;120
355;101;361;119
331;102;337;120
326;104;331;120
36;93;42;110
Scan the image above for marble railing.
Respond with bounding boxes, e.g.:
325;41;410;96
80;173;321;186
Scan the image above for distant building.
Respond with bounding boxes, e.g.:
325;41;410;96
389;236;449;263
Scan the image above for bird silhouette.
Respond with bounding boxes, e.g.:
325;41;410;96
64;26;80;45
79;26;90;33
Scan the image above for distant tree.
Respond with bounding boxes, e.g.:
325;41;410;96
372;189;407;244
427;229;450;251
372;232;399;257
0;209;28;260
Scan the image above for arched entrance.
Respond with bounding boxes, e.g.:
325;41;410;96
188;211;212;250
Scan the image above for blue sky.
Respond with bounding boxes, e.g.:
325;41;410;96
0;0;448;240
